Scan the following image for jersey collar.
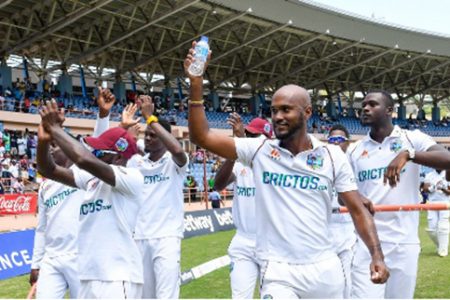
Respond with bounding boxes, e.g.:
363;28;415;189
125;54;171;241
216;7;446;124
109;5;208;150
271;134;324;155
364;125;402;144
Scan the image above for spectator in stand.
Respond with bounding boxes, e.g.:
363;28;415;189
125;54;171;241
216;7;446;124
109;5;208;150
9;160;19;179
20;155;29;170
10;131;18;156
0;143;5;159
0;179;4;194
12;177;24;194
28;132;38;161
28;163;37;183
185;175;198;202
17;132;27;157
3;130;10;154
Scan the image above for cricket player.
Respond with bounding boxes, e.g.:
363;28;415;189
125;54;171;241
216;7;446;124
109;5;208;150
184;44;389;298
422;169;450;257
29;90;113;298
327;124;358;298
37;100;144;299
127;95;188;299
214;114;272;299
349;90;450;298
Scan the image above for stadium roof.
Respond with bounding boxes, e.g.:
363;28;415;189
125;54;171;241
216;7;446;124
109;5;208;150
1;0;450;101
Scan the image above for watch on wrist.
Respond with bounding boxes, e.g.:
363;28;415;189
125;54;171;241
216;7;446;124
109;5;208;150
406;148;415;161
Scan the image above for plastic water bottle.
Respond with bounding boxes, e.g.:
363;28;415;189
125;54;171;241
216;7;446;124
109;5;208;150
188;36;209;76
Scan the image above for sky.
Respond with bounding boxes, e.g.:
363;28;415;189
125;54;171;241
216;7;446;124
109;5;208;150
310;0;450;36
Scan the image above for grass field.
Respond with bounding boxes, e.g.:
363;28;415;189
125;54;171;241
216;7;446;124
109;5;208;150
1;213;450;298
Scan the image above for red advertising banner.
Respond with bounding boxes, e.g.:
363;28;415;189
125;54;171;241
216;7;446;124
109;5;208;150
0;194;38;215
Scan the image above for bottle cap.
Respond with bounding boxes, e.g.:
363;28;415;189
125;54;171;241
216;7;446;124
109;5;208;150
200;36;209;43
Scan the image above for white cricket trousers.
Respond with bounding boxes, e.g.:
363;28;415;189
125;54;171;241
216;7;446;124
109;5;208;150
78;280;143;298
36;253;79;299
427;201;450;256
329;221;356;299
260;254;345;299
228;232;259;299
136;237;181;299
351;239;420;299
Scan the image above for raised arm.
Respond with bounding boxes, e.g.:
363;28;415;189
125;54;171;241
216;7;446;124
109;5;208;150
40;100;117;187
140;95;187;167
185;42;237;160
93;87;114;136
339;190;389;284
213;113;245;190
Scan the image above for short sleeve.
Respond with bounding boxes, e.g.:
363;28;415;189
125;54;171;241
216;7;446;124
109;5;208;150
408;130;436;152
72;166;95;191
173;152;189;172
331;147;358;193
126;154;144;168
111;165;144;198
234;137;264;167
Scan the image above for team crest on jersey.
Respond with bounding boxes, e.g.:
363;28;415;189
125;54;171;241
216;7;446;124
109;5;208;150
240;168;247;176
306;152;324;170
268;148;281;160
390;139;402;153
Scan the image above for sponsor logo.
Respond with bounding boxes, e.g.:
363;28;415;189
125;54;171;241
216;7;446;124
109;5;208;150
0;195;34;214
306;152;324;170
184;214;214;233
44;188;77;209
79;199;112;216
239;168;248;177
358;167;406;182
268;148;281;161
144;173;170;184
360;149;369;159
236;186;256;197
390;139;403;153
262;171;327;191
86;178;100;190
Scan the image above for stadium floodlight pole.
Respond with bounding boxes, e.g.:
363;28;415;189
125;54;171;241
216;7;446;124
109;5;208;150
333;203;450;214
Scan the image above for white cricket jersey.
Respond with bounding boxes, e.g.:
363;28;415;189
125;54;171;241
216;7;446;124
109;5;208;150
424;171;448;202
232;162;256;236
235;135;358;263
128;152;188;239
348;125;436;244
31;169;82;269
73;165;144;283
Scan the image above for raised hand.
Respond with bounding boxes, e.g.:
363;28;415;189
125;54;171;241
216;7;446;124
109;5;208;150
97;87;116;118
120;103;141;129
39;99;65;132
139;95;155;120
127;124;141;141
227;112;245;138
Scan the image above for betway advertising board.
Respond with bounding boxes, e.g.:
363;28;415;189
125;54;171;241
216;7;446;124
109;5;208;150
183;207;235;238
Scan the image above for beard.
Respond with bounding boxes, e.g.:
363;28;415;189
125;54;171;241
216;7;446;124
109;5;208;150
274;112;305;139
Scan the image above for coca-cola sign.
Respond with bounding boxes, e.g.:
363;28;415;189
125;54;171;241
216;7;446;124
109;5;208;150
0;194;37;215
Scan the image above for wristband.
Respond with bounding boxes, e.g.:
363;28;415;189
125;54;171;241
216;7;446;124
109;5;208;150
189;99;204;105
146;115;159;125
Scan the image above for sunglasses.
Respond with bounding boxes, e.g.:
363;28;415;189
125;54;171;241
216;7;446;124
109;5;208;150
92;149;118;158
327;135;348;144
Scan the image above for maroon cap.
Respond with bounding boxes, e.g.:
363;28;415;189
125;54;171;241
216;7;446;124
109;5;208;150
245;118;273;138
85;127;137;159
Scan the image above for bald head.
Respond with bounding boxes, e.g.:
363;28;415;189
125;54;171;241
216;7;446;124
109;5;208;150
273;84;311;107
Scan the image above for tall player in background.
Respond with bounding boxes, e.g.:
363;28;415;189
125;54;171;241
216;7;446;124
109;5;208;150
37;100;144;299
127;95;188;299
185;43;388;298
422;168;450;257
29;88;115;298
349;90;450;298
214;113;272;299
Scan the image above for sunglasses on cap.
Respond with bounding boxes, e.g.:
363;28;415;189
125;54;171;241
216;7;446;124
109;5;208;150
92;149;118;158
327;135;348;144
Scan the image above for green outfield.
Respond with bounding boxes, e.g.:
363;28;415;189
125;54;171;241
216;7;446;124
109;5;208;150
0;213;449;298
